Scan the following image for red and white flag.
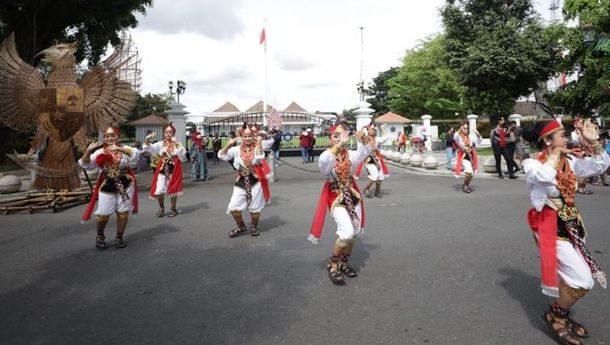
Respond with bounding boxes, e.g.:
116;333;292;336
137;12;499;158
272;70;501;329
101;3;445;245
267;106;282;130
259;28;266;45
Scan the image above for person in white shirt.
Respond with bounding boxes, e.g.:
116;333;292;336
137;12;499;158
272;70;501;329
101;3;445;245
218;127;274;237
523;119;609;345
355;124;391;198
142;124;187;217
308;124;372;285
78;127;139;249
453;121;482;193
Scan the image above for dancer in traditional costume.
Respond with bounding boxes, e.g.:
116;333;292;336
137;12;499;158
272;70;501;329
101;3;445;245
454;121;482;193
142;124;187;217
355;123;390;198
218;127;273;237
78;127;139;249
523;119;609;345
309;124;372;285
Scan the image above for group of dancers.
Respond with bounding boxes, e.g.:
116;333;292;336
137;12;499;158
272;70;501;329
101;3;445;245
77;117;609;344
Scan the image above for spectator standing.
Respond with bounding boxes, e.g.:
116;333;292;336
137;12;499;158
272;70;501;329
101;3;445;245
299;127;311;164
271;129;282;166
212;133;222;165
490;116;518;179
308;132;316;162
445;127;456;170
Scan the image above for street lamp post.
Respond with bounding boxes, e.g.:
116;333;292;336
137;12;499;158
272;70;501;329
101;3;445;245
168;80;187;102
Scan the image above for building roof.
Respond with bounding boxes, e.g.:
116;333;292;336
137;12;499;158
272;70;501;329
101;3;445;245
128;114;169;126
375;112;411;124
212;101;241;113
245;101;273;112
284;101;307;113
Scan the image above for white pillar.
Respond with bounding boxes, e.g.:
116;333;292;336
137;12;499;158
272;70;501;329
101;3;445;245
467;114;478;132
355;101;374;148
509;114;522;126
555;114;564;124
421;114;432;151
166;101;189;145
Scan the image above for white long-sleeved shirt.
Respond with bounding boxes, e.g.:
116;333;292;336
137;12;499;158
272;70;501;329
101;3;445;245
372;135;391;150
217;139;274;170
141;140;187;162
523;151;610;211
453;132;482;151
319;144;373;180
78;146;139;171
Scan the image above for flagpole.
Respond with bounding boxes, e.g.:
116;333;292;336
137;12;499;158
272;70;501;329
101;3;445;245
263;18;269;128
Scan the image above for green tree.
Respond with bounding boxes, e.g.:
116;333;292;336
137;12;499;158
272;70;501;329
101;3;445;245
121;93;171;137
128;93;171;123
387;35;465;119
365;67;399;116
0;0;152;65
441;0;556;116
546;0;610;117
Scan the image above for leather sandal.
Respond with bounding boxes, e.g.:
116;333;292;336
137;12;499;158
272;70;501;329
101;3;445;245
228;227;247;238
567;312;589;338
328;264;346;285
340;262;358;278
115;238;127;249
250;226;260;236
95;236;107;250
541;312;583;345
156;208;165;217
167;208;178;217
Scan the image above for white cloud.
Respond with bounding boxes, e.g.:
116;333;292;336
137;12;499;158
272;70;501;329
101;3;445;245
137;0;246;40
130;0;555;115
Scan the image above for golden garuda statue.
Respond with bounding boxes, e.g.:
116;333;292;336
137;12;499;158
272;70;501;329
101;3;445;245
0;33;140;191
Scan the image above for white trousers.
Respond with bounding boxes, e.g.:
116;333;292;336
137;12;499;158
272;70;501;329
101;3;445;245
154;174;168;196
95;184;135;216
332;204;363;240
462;159;473;174
226;183;265;213
557;240;595;290
366;164;386;181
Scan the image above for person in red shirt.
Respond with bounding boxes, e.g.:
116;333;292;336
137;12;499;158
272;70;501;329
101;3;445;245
299;128;311;164
490;116;518;179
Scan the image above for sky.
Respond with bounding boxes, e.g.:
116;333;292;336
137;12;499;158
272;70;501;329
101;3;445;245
129;0;558;115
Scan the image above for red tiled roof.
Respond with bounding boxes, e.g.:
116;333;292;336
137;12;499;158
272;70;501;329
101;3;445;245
213;101;241;113
128;114;169;126
375;112;411;123
284;101;307;113
246;101;273;112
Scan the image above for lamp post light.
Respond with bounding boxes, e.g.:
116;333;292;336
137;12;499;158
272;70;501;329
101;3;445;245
582;23;597;46
168;80;187;102
356;81;365;102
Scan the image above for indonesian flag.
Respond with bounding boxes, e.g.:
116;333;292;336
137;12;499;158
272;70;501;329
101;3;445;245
260;28;266;45
267;106;282;130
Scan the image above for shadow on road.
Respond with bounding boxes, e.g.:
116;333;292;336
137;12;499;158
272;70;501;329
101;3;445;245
0;233;314;345
499;267;549;336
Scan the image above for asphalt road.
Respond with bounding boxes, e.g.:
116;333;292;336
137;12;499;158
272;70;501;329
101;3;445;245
1;157;609;345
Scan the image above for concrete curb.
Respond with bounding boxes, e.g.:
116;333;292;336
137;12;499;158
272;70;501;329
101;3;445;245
386;159;524;180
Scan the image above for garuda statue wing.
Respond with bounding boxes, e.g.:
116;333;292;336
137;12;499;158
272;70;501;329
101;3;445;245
0;33;45;132
80;36;140;133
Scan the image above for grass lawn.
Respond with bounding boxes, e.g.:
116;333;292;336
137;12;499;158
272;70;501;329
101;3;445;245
476;147;494;156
